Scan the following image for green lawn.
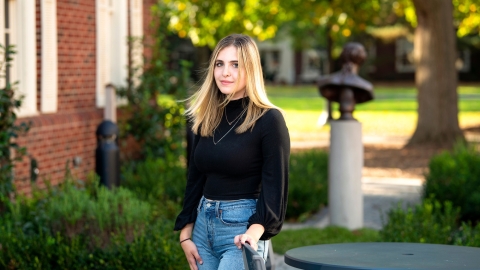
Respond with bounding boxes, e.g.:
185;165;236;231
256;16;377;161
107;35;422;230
271;227;380;255
267;85;480;140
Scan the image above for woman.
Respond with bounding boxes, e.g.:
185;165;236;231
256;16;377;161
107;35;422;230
174;34;290;270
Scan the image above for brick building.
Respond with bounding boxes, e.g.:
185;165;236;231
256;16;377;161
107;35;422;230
1;0;156;194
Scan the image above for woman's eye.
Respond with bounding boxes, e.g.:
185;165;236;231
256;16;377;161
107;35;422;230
215;62;223;67
233;63;238;68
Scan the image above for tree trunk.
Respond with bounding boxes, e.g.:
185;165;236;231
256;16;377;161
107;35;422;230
408;0;464;147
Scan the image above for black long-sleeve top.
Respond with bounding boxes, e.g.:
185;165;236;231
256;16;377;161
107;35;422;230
174;97;290;240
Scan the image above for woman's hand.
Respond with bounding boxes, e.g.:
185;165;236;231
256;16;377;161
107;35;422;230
234;224;265;251
234;233;259;251
181;239;203;270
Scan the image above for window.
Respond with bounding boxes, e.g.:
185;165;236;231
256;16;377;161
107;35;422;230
96;0;128;108
1;0;37;117
395;37;415;73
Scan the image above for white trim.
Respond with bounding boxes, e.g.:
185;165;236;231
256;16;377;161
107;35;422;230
41;0;58;113
96;0;128;108
96;0;109;107
14;0;37;117
111;0;127;87
0;0;5;89
129;0;143;88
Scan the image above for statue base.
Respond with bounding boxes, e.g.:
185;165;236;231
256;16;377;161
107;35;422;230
328;120;363;230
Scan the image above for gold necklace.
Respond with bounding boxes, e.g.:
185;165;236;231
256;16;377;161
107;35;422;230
225;107;248;125
213;109;247;145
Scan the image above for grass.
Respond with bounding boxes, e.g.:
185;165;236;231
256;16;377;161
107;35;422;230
267;84;480;140
271;227;380;255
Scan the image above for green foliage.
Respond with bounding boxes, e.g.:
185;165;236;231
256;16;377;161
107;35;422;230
8;176;151;249
118;2;191;159
121;154;187;219
453;222;480;247
0;219;187;269
423;142;480;223
0;44;30;209
287;150;328;221
0;167;188;269
164;0;291;47
272;226;380;255
380;199;460;244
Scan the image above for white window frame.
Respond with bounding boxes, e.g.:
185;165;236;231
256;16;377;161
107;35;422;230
41;0;58;113
96;0;128;108
6;0;37;117
130;0;143;87
0;0;5;90
395;37;415;73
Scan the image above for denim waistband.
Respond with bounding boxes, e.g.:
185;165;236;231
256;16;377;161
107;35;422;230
197;196;256;212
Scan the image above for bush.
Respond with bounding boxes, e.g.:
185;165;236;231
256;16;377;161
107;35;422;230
287;150;328;221
380;199;460;244
423;143;480;223
121;154;186;219
0;172;188;269
8;178;152;249
0;219;187;269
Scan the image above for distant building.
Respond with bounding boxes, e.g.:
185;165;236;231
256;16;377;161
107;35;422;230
256;36;479;84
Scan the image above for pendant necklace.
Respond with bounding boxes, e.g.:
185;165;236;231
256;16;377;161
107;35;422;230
225;107;248;125
213;108;247;145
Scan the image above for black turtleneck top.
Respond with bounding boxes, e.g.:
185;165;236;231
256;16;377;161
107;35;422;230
174;97;290;240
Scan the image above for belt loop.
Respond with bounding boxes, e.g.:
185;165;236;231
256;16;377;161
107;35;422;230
197;196;204;212
215;201;221;218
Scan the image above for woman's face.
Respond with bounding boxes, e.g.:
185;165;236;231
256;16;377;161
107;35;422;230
214;46;246;100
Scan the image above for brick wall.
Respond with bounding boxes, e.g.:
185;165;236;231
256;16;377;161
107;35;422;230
14;0;157;194
15;0;102;194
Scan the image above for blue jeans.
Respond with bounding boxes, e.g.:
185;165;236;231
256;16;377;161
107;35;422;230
193;196;269;270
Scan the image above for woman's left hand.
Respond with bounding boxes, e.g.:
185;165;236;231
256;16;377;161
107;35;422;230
234;233;258;251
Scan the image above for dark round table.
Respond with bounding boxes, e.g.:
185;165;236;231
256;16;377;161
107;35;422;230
284;242;480;269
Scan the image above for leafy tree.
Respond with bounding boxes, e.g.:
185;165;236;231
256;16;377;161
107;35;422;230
164;0;478;146
0;44;30;211
392;0;480;146
117;2;191;159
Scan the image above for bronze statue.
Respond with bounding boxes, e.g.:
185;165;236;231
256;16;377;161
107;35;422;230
318;42;374;120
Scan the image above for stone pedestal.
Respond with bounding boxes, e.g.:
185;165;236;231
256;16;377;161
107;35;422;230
329;120;363;229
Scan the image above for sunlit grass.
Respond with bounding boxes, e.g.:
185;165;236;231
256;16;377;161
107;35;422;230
267;85;480;141
271;227;380;255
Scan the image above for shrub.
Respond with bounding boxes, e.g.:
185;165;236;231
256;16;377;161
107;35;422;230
0;43;30;211
287;150;329;221
0;219;188;269
423;143;480;223
453;222;480;247
121;154;186;219
380;199;460;244
8;177;151;249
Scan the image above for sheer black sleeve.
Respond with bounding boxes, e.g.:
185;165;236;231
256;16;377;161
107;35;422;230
247;109;290;240
174;132;206;231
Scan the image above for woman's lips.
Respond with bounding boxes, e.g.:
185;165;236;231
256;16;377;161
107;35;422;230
220;80;233;85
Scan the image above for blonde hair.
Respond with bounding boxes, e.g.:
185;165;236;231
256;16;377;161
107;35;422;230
186;34;280;137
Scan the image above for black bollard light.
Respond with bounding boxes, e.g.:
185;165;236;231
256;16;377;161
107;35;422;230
95;120;120;188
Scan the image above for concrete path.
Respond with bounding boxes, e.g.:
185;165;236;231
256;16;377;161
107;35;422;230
272;176;423;270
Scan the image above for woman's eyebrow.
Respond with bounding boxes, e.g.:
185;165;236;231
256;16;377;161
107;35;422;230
215;59;238;63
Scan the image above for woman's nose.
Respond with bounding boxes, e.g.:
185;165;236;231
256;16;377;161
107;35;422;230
222;66;230;77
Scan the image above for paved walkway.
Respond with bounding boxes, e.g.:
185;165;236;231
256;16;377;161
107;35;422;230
272;175;423;269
